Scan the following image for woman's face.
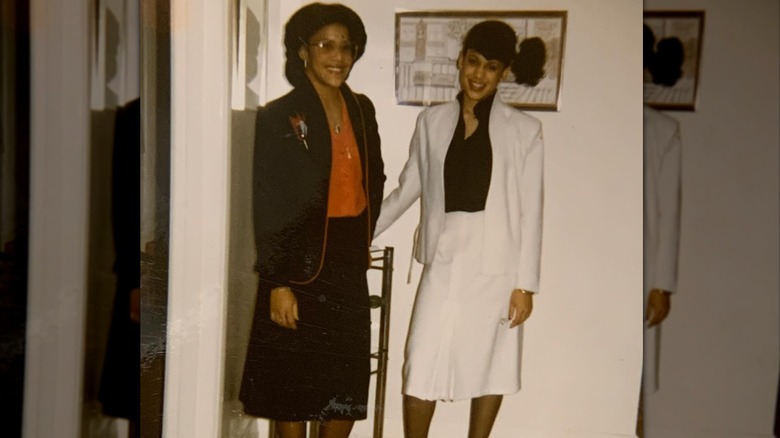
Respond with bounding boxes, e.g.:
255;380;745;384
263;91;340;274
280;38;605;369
299;23;356;90
457;49;509;105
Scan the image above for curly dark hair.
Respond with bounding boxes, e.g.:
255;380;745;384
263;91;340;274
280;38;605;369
283;3;367;87
461;20;517;67
512;37;547;86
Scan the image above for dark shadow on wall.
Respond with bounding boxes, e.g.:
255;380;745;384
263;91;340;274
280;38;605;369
0;0;30;436
221;108;261;437
221;9;264;435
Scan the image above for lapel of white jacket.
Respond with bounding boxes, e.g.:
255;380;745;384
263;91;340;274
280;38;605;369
488;95;512;166
430;101;460;168
482;95;517;276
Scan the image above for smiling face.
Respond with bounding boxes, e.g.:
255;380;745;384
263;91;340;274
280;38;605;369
299;23;356;92
457;49;510;108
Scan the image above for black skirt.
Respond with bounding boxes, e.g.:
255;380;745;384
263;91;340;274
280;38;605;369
239;212;371;422
98;285;140;423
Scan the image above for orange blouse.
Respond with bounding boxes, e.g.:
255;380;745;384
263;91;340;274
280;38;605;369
327;102;367;217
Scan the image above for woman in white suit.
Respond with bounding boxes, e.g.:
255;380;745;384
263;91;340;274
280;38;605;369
642;104;682;393
374;21;544;438
642;24;683;395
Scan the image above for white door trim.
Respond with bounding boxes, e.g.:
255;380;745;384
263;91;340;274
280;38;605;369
23;0;91;437
163;0;231;436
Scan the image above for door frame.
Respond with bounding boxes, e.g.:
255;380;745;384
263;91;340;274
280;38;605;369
162;0;231;436
23;1;91;437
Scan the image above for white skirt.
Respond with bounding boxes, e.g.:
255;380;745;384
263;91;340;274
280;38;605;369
403;211;524;401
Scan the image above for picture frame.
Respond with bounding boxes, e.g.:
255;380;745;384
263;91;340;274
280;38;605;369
395;10;567;111
643;11;705;111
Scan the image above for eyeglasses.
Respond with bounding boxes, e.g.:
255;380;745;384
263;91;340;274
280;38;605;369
305;39;359;58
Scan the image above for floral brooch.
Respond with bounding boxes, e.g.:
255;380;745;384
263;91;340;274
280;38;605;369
288;112;309;150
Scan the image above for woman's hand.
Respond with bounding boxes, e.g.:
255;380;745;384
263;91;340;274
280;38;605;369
508;289;533;328
270;286;299;330
646;288;671;327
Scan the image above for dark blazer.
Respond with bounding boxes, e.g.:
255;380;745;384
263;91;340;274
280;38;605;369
253;78;384;289
112;98;141;292
99;98;140;423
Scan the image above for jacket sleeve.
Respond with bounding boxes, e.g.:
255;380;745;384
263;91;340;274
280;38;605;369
652;121;682;293
373;110;425;238
253;106;295;291
358;95;386;240
514;121;544;293
111;98;141;291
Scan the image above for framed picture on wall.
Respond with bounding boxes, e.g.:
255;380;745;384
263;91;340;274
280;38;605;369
395;10;567;111
643;11;704;111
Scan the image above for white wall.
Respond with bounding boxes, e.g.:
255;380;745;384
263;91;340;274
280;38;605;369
237;1;645;437
641;1;780;437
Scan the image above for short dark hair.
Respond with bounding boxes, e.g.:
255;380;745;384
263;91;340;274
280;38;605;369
283;3;367;87
461;20;517;67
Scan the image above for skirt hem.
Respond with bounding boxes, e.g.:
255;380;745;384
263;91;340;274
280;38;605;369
402;384;521;403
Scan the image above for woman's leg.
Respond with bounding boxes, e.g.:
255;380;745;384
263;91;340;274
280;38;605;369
467;395;503;438
403;394;437;438
275;421;306;438
318;419;355;438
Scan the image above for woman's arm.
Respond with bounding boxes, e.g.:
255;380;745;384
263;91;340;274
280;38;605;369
253;106;295;291
653;121;682;293
252;106;303;329
514;122;544;293
356;94;386;238
373;111;425;238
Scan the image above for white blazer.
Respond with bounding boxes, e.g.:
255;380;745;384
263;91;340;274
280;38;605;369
375;95;544;292
643;105;682;294
643;105;682;394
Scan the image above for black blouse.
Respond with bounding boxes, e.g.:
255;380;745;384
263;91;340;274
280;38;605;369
444;92;495;212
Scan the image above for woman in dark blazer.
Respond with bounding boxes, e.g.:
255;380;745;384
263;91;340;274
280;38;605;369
238;4;384;438
99;98;140;436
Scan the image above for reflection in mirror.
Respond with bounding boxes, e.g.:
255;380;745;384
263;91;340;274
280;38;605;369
82;0;141;436
641;3;779;437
